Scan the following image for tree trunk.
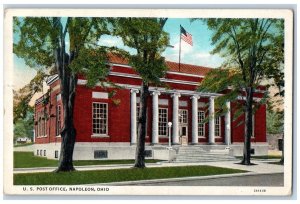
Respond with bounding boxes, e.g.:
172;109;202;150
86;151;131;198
134;82;149;168
241;87;254;165
55;73;77;172
280;133;284;164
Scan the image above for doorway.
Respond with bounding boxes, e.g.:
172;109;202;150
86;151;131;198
179;109;188;145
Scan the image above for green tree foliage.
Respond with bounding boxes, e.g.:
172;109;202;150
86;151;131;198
197;18;284;165
13;70;47;124
14;107;34;144
267;109;284;134
113;18;169;168
14;17;112;172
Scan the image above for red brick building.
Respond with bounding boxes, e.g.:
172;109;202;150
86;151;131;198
34;55;267;160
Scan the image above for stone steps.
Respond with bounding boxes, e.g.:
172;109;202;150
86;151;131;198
173;146;238;163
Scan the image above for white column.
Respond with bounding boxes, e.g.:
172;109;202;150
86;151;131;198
151;91;160;144
172;92;181;144
225;101;231;145
209;96;215;144
191;95;200;144
130;89;139;144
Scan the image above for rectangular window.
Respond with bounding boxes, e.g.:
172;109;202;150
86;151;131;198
55;150;59;158
215;117;221;137
37;150;39;156
92;103;108;135
44;111;47;136
36;112;40;137
56;105;61;136
44;150;46;156
198;111;205;137
94;150;108;159
39;150;42;156
179;109;188;124
158;108;168;136
144;150;152;157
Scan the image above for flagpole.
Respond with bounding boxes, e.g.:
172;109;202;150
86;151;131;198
179;25;181;72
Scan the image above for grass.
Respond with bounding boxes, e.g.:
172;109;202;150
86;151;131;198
14;143;34;147
14;165;247;185
236;155;282;160
14;152;162;168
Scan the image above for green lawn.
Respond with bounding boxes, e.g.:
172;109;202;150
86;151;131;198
236;155;282;160
14;152;162;168
14;143;34;147
14;165;247;185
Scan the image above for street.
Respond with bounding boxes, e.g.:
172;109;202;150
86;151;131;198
122;173;284;186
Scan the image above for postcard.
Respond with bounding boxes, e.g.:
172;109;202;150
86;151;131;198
3;8;293;196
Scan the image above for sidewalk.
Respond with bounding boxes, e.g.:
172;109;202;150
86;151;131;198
14;160;284;175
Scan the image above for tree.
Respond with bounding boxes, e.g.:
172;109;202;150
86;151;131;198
113;18;169;168
267;109;284;134
13;70;47;124
14;107;34;144
198;18;284;165
14;17;112;172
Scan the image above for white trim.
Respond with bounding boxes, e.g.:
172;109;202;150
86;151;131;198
46;74;59;85
198;102;206;108
237;96;262;102
158;99;169;105
77;79;87;85
109;63;132;68
179;100;188;107
109;71;200;86
161;78;199;86
91;134;110;138
76;79;221;97
110;63;206;78
167;71;204;78
92;92;108;99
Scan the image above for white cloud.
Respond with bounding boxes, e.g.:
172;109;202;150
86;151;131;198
98;36;124;47
164;50;224;68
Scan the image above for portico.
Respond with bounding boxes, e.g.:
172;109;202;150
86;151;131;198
130;88;231;146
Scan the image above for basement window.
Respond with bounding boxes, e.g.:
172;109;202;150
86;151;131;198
94;150;108;159
44;150;46;156
55;150;59;158
144;150;152;158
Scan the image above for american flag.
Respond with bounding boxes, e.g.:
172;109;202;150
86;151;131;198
180;25;193;46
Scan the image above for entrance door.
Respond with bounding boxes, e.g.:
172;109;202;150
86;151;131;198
180;125;188;145
179;109;188;145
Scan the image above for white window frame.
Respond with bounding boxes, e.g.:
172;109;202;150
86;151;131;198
158;108;168;137
179;109;188;125
92;102;109;137
215;116;221;137
198;110;205;137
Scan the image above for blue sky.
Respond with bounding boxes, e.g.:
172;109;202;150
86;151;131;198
14;18;224;90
